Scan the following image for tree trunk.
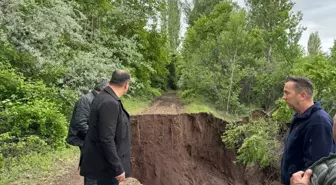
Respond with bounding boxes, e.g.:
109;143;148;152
266;45;272;63
226;48;238;112
92;16;94;39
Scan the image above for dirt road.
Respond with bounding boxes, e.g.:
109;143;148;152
139;92;184;115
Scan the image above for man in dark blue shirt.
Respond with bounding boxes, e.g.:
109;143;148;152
281;76;335;185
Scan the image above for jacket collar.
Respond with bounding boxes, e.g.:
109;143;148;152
104;86;120;101
91;90;98;97
105;86;130;118
292;101;322;121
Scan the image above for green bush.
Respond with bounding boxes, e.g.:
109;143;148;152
0;134;47;161
144;87;162;98
0;67;25;100
222;119;282;168
0;99;67;154
179;89;199;104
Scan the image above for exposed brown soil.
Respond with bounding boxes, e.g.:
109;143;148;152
51;93;269;185
130;113;265;185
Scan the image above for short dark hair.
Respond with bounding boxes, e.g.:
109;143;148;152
110;69;131;86
286;76;314;98
94;79;109;91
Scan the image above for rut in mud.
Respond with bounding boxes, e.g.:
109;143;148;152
130;113;265;185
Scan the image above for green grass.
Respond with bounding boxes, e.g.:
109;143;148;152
121;96;153;115
0;146;78;185
184;102;240;122
178;91;247;122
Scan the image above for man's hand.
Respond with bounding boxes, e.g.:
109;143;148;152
115;172;126;183
290;169;312;185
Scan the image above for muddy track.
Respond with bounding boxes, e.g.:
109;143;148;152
139;92;184;115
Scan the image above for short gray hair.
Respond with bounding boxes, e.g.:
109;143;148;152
286;76;314;98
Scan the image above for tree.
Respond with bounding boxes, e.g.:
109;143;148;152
179;2;265;112
218;10;249;111
307;31;322;56
183;0;223;26
166;0;181;51
245;0;304;63
292;55;336;109
330;40;336;61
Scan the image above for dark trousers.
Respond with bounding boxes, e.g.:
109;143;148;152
97;180;119;185
84;177;98;185
80;147;97;185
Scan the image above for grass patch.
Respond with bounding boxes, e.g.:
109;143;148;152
185;102;239;122
178;91;246;122
0;146;78;185
185;103;217;114
121;96;153;115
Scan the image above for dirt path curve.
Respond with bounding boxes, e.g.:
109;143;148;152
52;93;183;185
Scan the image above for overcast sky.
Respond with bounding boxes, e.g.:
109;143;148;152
235;0;336;52
180;0;336;52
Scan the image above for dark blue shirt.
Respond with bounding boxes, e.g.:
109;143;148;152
281;102;336;185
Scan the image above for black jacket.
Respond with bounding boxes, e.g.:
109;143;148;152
66;91;97;147
80;87;131;182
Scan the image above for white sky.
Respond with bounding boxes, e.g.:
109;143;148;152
235;0;336;52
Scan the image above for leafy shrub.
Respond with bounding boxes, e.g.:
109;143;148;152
0;134;47;160
0;99;67;156
222;119;282;168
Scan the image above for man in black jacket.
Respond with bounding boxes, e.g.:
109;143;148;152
66;79;108;185
80;69;131;185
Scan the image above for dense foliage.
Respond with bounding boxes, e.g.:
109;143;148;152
1;0;336;183
0;0;178;173
179;0;336;178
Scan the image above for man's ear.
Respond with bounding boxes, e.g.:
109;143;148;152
300;91;309;100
